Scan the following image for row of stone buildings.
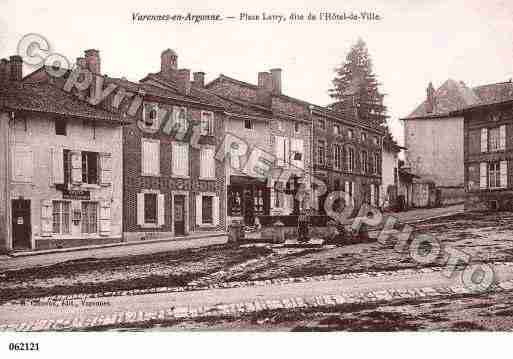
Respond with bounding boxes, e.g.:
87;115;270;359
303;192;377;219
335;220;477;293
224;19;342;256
0;48;388;252
401;78;513;211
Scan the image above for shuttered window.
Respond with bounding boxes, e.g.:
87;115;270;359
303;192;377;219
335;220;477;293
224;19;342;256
52;201;70;234
479;162;488;189
200;147;215;179
481;128;488;152
81;202;98;234
12;145;33;183
196;194;219;226
144;193;158;224
201;111;214;135
141;139;160;176
346;147;355;172
172;142;189;177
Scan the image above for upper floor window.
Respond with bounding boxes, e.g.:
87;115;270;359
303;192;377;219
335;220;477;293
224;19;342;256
318;118;326;130
374;153;380;174
200;147;215;179
334;124;341;135
276;120;283;131
333;144;343;170
172;142;189;177
482;125;506;152
172;106;188;134
347;129;354;140
374;136;380;146
143;102;160;131
346;147;355;172
317;140;326;165
275;135;289;166
294;122;300;133
55;120;67;136
244;119;253;130
82;151;99;184
141;139;160;176
361;151;368;174
361;132;367;142
201;111;214;135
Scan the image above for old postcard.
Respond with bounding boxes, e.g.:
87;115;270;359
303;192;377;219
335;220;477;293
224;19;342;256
0;0;512;357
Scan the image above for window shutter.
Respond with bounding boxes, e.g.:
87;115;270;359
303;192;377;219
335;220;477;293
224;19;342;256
100;153;112;186
142;140;160;176
345;181;350;205
41;200;53;237
137;193;145;226
173;143;189;176
500;160;508;188
481;128;488;152
275;136;285;165
500;125;506;151
479;162;488;189
99;200;111;236
200;148;215;178
157;194;165;226
196;195;202;225
51;148;64;185
213;196;220;226
370;184;375;206
12;146;33;182
71;151;82;184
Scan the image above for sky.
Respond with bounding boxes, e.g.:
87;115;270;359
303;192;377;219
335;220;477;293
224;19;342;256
1;0;513;145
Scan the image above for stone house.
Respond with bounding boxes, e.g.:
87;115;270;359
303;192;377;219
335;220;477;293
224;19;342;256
207;70;384;219
0;55;127;252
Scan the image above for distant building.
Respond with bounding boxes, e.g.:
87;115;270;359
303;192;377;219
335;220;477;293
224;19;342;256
401;79;513;206
0;56;127;252
380;130;404;209
453;89;513;211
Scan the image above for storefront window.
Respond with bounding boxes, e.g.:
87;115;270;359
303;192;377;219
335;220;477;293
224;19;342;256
202;196;213;224
82;202;98;234
52;201;70;234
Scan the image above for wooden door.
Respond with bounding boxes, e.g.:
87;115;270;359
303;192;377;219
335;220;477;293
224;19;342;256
174;195;185;236
12;199;31;249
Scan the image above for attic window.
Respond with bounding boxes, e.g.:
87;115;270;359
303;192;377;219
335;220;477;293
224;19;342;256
244;119;253;130
55;120;67;136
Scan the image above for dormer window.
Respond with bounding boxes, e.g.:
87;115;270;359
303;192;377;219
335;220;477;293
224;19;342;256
143;103;160;131
201;111;214;135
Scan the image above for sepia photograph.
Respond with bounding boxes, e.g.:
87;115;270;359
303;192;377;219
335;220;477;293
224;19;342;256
0;0;512;357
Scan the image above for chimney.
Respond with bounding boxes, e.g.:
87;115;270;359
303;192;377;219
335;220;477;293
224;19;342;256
257;71;272;106
176;69;191;95
0;58;8;83
193;71;205;88
426;82;436;113
84;49;101;75
161;49;178;80
9;55;22;81
270;68;282;95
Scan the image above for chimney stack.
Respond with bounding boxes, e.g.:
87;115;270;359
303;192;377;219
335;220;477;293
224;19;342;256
270;68;282;95
9;55;22;81
176;69;191;95
84;49;101;75
193;71;205;88
161;49;178;80
426;82;436;113
257;71;272;106
0;58;8;83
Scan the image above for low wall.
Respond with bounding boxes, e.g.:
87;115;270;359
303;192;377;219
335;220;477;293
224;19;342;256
439;186;466;206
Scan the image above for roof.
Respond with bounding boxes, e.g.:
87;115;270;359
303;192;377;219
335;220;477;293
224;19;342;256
403;79;513;120
143;73;272;119
207;74;384;134
0;81;129;123
403;79;480;119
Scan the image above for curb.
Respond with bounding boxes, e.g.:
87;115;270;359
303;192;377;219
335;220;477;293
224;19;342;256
2;279;511;331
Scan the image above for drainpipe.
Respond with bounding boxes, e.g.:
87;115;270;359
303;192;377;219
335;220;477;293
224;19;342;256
308;105;314;211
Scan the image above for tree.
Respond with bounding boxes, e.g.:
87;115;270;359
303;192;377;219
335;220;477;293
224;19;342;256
329;38;387;127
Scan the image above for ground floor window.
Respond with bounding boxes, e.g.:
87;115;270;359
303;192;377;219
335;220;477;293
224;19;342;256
202;196;214;224
144;193;158;224
81;202;98;234
52;201;71;234
489;161;500;188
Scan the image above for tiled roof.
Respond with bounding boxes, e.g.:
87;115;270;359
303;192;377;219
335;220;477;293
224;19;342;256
405;79;480;119
143;73;272;119
0;81;128;123
404;79;513;119
207;74;385;132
